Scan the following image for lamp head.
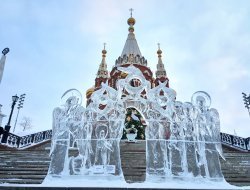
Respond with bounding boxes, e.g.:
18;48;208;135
2;48;9;55
12;95;19;102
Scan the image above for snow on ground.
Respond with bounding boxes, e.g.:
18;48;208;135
1;177;249;189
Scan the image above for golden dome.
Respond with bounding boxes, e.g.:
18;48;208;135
102;49;107;57
127;17;136;26
157;49;162;55
102;49;107;55
86;87;95;97
121;72;128;78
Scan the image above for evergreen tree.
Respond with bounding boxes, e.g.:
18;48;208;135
122;108;146;140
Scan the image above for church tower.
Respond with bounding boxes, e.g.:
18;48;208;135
155;44;169;87
95;44;109;89
110;9;154;90
86;10;171;103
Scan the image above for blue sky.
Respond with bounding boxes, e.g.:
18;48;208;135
0;0;249;137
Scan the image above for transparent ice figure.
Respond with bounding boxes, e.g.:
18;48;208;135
48;89;84;176
45;66;225;185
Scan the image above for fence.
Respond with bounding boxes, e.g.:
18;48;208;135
220;132;249;152
0;126;249;151
0;127;52;149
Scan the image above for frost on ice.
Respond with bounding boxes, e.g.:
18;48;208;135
44;65;225;184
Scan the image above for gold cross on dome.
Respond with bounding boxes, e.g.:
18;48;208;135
129;8;134;17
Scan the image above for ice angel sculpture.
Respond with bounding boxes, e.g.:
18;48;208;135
86;82;126;179
45;66;225;185
94;126;113;166
46;85;126;182
48;89;84;176
182;102;200;176
145;81;176;180
191;91;224;179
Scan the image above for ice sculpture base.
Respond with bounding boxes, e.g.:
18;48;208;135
43;174;125;186
146;174;225;183
42;176;235;189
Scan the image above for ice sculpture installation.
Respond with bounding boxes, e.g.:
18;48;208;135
45;65;225;184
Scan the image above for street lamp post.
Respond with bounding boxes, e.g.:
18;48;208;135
13;94;26;133
242;92;250;117
1;95;19;143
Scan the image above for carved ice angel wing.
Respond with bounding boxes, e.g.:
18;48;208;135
209;108;225;160
50;107;64;156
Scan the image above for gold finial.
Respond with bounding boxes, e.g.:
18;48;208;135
127;8;136;29
102;43;107;57
157;43;162;57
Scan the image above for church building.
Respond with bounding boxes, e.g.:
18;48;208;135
86;12;169;105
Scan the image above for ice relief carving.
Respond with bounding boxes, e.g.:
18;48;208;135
45;66;225;184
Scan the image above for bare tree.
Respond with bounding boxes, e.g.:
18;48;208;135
19;116;33;131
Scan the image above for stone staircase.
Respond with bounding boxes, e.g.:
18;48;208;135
220;146;250;187
120;140;146;183
0;141;50;184
0;140;249;187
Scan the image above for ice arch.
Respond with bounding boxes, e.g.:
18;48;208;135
44;65;224;184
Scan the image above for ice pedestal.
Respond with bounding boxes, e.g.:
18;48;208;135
145;140;224;183
126;133;137;142
68;139;123;177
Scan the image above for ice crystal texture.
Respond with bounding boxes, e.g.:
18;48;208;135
46;65;224;183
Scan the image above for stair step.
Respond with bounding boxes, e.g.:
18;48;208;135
0;174;46;179
0;171;48;175
0;167;49;171
0;141;249;186
0;179;43;184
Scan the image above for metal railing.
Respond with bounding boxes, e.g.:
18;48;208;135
220;132;249;152
0;127;52;149
0;126;249;151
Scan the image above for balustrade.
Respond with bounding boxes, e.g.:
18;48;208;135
0;128;249;151
220;132;249;151
0;129;52;149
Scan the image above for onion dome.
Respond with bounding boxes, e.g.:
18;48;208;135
102;49;107;57
157;49;162;57
157;43;162;57
127;9;135;32
86;86;95;97
127;17;136;26
121;72;128;78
